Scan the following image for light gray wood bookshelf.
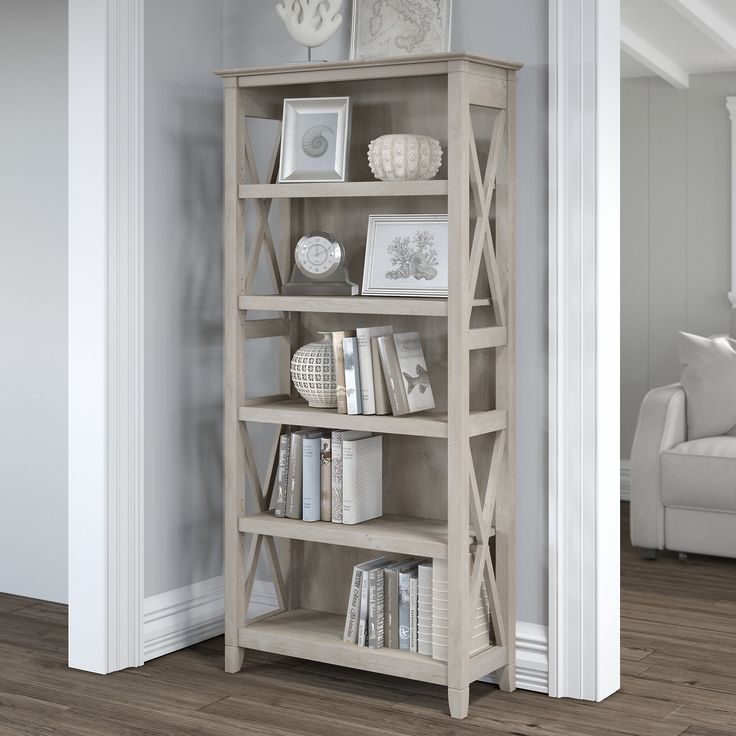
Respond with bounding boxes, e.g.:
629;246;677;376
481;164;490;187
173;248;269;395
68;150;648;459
217;52;519;720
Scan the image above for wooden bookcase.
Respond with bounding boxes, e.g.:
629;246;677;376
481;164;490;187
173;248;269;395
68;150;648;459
217;53;519;719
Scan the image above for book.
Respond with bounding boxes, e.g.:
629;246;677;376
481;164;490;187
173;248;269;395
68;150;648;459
343;556;389;643
410;575;418;653
285;430;304;519
330;430;345;523
319;436;332;522
418;561;433;656
355;326;393;415
273;433;290;518
341;433;381;525
376;334;411;416
301;432;323;522
368;564;391;648
342;337;363;415
332;330;356;414
398;565;417;651
383;560;409;649
370;337;391;416
394;332;435;413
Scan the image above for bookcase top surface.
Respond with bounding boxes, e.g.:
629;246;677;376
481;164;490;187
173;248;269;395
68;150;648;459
215;52;523;83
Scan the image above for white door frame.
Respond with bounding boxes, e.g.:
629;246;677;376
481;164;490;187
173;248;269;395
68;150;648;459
547;0;621;700
67;0;621;693
68;0;144;673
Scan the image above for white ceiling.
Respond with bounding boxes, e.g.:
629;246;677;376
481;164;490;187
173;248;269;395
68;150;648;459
621;0;736;87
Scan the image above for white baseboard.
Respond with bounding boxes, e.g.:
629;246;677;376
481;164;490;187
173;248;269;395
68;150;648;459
145;579;549;693
481;621;549;693
620;460;631;502
143;576;275;661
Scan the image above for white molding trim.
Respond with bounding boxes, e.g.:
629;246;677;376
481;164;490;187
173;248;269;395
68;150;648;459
482;622;549;694
620;24;689;90
620;461;631;502
68;0;144;673
144;578;276;661
548;0;621;701
665;0;736;60
726;97;736;307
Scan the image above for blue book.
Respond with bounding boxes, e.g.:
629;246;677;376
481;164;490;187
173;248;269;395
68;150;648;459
302;433;323;522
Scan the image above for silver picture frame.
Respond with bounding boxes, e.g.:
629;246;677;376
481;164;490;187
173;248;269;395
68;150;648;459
349;0;453;61
362;214;449;298
278;97;351;183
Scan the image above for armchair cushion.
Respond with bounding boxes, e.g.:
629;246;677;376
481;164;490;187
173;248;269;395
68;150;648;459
661;436;736;513
678;332;736;439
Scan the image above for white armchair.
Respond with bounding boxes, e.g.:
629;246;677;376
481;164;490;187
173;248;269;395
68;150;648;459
630;315;736;559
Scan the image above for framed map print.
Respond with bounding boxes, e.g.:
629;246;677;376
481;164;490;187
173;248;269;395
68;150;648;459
349;0;452;61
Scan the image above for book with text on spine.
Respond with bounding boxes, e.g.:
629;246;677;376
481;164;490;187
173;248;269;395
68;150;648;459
343;556;389;644
273;433;290;518
319;436;332;522
301;432;323;522
355;325;393;415
376;334;411;416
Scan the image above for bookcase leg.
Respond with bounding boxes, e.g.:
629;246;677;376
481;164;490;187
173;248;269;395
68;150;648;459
499;662;516;692
448;686;469;719
224;644;245;674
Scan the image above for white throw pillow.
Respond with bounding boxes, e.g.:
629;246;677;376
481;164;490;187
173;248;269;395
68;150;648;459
678;331;736;440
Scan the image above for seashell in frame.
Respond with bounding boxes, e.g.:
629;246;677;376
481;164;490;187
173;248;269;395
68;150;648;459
302;125;333;157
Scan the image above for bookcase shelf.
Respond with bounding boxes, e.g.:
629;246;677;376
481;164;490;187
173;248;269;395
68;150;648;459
238;399;507;438
239;180;448;199
238;609;449;685
239;511;462;559
220;53;518;720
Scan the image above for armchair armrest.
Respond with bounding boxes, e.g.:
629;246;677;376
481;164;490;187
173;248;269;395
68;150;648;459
630;384;687;550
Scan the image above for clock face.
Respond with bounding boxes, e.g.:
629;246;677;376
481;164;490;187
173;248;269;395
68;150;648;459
294;232;344;280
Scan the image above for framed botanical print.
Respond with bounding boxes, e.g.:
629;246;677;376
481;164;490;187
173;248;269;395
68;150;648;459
362;214;448;297
350;0;452;61
278;97;351;183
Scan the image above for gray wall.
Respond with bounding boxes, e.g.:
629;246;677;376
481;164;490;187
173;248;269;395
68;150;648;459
223;0;550;626
144;0;225;597
621;75;735;460
0;0;68;603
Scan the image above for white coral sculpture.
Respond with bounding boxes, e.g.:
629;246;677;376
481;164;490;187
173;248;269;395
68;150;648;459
276;0;343;49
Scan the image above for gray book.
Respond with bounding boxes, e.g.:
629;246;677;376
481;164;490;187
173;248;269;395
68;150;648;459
342;336;363;415
273;433;290;518
301;432;323;522
319;436;332;522
410;575;418;653
286;430;318;519
370;337;391;416
343;556;395;644
368;564;391;649
355;326;393;415
394;332;435;413
331;430;344;523
398;565;416;651
332;330;356;415
376;334;411;416
384;559;421;648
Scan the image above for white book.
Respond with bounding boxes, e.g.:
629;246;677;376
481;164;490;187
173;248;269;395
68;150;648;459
342;433;382;524
410;575;418;653
344;556;389;644
355;326;393;416
301;433;322;522
342;337;363;415
393;332;435;413
418;561;433;656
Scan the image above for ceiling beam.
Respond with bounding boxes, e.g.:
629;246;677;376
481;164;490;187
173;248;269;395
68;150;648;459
620;24;689;89
665;0;736;60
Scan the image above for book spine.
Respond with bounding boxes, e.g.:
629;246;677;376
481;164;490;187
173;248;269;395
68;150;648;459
418;562;433;656
355;330;376;415
285;432;303;519
332;330;355;415
368;567;385;648
398;571;411;651
384;568;398;648
319;436;332;522
371;338;391;416
410;576;418;653
376;335;410;416
330;431;343;523
357;572;370;647
341;439;357;525
301;436;321;522
273;434;290;518
343;567;362;643
343;337;363;415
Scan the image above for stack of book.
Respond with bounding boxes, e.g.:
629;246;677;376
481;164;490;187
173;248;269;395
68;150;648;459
342;557;491;658
272;428;383;525
332;328;435;417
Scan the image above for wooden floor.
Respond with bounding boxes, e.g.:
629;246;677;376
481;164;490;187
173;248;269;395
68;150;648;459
2;504;736;735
